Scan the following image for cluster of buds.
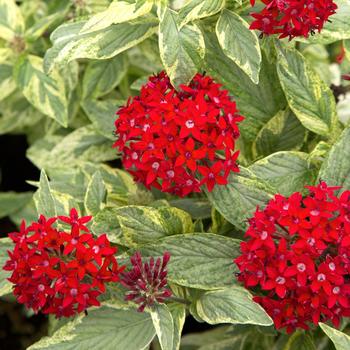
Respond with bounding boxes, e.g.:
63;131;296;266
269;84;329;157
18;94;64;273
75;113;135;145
121;252;172;312
249;0;337;40
3;209;123;317
235;182;350;333
114;71;243;196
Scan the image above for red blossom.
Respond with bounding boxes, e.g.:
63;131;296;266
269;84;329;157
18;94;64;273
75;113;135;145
235;182;350;333
121;251;172;312
3;208;124;317
114;72;243;197
249;0;337;40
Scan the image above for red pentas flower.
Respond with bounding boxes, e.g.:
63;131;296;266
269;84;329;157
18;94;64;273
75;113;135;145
121;251;172;312
113;72;243;197
249;0;337;40
235;182;350;333
3;209;124;318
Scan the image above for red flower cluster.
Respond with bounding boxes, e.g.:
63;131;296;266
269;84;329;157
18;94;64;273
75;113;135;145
249;0;337;40
235;182;350;333
3;209;123;317
121;251;172;312
114;72;243;197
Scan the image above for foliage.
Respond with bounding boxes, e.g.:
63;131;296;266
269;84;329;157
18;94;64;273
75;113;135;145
0;0;350;349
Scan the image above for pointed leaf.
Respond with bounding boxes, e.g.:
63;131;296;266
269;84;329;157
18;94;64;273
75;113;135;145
319;323;350;350
28;306;156;350
84;171;107;215
159;8;205;87
276;43;337;136
206;168;273;230
216;10;261;84
195;286;273;326
14;55;68;127
151;304;174;350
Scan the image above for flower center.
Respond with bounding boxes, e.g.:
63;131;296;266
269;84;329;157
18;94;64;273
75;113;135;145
310;209;320;216
93;245;100;254
283;203;289;210
70;288;78;297
275;276;286;285
185;151;191;159
260;231;268;240
185;120;194;128
307;237;315;246
328;262;336;271
37;284;45;292
167;170;175;178
317;273;326;282
186;179;193;186
297;263;306;272
333;287;340;294
71;238;78;245
131;152;138;160
152;162;160;170
208;173;215;180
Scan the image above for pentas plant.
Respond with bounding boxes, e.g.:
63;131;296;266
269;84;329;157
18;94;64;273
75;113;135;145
114;71;243;197
3;209;124;318
249;0;337;39
235;182;350;333
121;251;172;312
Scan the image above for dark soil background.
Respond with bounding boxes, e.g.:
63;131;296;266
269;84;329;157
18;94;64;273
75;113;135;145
0;134;213;350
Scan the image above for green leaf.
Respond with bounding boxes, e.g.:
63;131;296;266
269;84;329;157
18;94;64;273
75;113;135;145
253;109;306;157
194;286;272;326
136;233;241;290
82;54;128;99
91;207;122;243
0;0;24;41
203;30;286;141
169;198;211;219
50;18;158;66
44;21;86;74
178;0;225;27
318;127;350;190
0;92;43;134
82;163;137;197
14;55;68;127
216;10;261;84
168;304;186;350
319;323;350;350
151;304;174;350
206;168;273;230
33;170;57;218
81;99;122;140
159;8;205;87
249;152;317;196
84;171;107;215
80;0;154;34
284;332;316;350
0;56;16;102
28;125;117;169
276;43;337;136
115;206;194;246
0;238;13;296
0;192;33;219
25;12;67;42
28;306;156;350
